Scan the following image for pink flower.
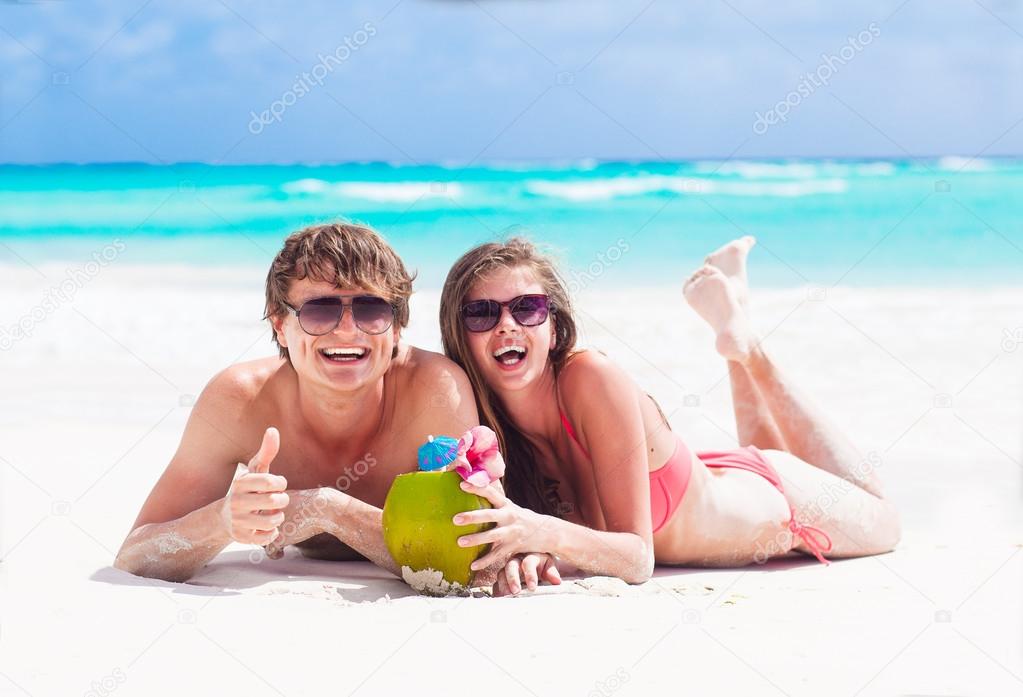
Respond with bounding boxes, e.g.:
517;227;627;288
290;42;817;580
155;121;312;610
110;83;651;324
453;426;506;487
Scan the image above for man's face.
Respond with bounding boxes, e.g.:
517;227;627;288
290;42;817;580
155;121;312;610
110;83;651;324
273;278;400;392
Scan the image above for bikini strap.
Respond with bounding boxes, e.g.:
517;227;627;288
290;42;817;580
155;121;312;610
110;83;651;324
559;410;591;457
555;376;592;460
788;517;834;565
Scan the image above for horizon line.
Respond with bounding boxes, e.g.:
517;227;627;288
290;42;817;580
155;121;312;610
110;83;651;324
1;153;1021;168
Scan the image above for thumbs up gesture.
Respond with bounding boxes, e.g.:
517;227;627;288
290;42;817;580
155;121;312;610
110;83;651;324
222;428;290;546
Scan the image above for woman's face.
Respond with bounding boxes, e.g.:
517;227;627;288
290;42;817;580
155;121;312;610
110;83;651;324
463;265;555;395
274;278;400;393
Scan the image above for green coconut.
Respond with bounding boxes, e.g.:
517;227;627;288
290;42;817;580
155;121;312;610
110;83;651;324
382;470;493;591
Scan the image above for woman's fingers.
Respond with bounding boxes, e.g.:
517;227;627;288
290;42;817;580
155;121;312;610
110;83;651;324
452;508;501;526
471;546;507;572
459;481;506;507
457;528;500;549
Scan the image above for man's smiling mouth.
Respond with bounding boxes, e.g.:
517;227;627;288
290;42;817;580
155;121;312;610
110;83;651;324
319;347;369;363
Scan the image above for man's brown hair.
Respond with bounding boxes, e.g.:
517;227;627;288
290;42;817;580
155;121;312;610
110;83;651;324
264;222;415;360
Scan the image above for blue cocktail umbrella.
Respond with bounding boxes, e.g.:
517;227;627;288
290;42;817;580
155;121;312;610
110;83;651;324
417;435;460;472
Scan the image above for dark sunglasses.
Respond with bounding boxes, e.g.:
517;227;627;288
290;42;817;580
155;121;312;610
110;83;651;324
460;294;551;333
284;295;395;336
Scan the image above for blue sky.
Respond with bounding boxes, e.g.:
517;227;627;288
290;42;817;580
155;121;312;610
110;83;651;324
1;0;1022;163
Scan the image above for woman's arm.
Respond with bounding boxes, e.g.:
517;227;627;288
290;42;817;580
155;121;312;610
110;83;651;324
534;513;653;584
555;352;658;582
456;354;659;584
456;482;653;584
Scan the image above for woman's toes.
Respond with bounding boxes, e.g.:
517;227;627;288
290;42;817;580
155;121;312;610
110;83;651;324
686;264;716;281
683;266;711;290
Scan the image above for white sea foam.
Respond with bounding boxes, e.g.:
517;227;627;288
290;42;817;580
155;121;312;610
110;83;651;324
695;161;821;179
937;156;994;172
849;161;897;176
281;180;463;202
696;160;897;179
281;178;330;195
524;175;848;201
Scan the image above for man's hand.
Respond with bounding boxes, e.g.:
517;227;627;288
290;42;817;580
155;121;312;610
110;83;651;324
221;427;289;546
263;488;344;560
493;553;562;596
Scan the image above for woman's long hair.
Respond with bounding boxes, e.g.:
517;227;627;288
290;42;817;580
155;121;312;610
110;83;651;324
439;238;578;516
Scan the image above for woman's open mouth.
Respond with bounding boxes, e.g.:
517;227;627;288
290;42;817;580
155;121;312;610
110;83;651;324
493;344;527;370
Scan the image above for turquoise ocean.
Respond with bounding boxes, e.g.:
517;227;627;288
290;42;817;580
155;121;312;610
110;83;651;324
1;158;1020;287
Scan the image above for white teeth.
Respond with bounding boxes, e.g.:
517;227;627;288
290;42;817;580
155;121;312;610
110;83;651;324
493;345;526;358
322;347;366;357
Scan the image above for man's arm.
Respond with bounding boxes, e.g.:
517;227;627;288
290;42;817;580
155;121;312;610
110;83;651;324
262;486;401;575
114;368;288;582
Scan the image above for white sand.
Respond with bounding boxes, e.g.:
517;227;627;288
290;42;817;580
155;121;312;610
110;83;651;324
2;264;1021;696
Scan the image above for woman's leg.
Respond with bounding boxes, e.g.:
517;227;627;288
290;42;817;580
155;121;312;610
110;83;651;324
685;247;884;498
742;346;884;497
696;237;789;451
727;361;788;450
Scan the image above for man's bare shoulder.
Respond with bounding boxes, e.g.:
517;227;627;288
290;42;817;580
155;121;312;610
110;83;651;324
393;345;470;388
383;346;479;443
199;357;291;413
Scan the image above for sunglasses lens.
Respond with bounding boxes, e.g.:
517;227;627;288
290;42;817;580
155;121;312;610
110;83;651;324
299;297;344;335
352;296;394;334
462;300;500;332
511;295;549;326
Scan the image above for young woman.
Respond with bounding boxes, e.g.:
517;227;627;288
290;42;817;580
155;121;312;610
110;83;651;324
441;236;900;596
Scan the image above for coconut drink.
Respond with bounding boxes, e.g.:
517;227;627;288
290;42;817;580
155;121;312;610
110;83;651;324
382;428;505;594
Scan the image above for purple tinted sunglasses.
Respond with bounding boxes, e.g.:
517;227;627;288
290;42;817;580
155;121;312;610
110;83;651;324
283;295;395;336
460;294;550;333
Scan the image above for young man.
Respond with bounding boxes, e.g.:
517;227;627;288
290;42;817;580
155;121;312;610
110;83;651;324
114;223;478;582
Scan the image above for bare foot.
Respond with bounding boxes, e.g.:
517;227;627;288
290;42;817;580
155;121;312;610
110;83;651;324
683;265;758;362
704;236;756;307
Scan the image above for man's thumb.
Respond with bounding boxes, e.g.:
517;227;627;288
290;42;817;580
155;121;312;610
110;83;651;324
249;427;280;474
